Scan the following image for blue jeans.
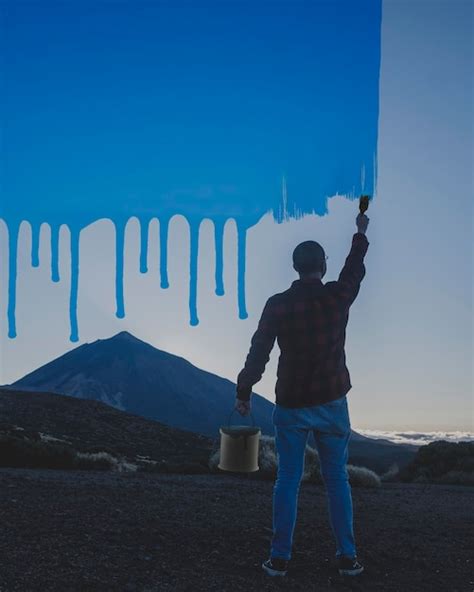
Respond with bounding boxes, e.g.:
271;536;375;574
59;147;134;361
270;394;356;561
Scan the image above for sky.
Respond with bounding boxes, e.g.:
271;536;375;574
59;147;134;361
0;0;380;339
0;0;472;434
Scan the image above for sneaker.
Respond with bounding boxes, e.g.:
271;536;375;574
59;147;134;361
262;557;289;577
336;555;364;576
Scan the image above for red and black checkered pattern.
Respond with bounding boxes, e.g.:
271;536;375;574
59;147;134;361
236;233;369;408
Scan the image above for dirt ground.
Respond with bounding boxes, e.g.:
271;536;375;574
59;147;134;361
0;468;472;592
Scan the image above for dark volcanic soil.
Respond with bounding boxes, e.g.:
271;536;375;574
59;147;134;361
0;468;472;592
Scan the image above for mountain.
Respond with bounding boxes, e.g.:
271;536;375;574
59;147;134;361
0;387;213;471
4;331;418;472
6;331;275;439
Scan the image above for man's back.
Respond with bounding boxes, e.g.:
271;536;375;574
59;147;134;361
236;230;369;408
238;213;371;577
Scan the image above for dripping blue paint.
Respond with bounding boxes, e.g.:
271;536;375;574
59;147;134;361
0;0;381;342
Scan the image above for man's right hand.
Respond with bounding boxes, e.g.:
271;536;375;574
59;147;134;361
356;213;369;235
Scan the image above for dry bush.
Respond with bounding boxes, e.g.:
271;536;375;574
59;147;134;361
0;430;137;472
75;451;138;472
347;464;381;488
380;463;400;482
399;440;474;484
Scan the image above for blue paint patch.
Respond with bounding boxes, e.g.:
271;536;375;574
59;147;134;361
0;0;381;340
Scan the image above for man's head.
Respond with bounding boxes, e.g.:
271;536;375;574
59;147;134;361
292;240;327;279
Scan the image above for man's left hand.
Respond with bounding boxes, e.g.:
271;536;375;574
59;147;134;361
235;398;251;417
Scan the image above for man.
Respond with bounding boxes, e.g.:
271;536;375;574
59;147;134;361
235;211;370;578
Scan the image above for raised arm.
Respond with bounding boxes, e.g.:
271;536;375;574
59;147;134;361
335;213;370;307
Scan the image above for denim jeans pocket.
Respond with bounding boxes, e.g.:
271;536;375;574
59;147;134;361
272;404;300;427
324;396;351;435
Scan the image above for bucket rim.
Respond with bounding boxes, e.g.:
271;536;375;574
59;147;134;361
220;426;261;436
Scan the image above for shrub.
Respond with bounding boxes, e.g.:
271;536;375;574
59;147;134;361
347;465;381;488
0;431;137;472
399;441;474;485
381;463;400;483
258;435;279;476
0;432;77;470
75;451;137;472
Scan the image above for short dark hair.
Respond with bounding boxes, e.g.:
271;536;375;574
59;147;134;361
292;240;326;273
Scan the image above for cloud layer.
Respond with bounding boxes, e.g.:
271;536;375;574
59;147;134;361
356;430;474;447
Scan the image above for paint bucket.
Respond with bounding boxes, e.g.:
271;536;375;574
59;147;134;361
218;410;261;472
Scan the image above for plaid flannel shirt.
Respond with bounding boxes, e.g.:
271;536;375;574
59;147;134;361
236;232;369;408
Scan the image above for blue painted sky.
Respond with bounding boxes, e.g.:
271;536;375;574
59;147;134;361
0;0;471;432
2;0;380;221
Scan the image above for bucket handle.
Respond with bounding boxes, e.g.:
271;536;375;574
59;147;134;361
226;408;256;427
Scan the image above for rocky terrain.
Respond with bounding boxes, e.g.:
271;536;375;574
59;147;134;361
0;385;471;591
0;468;472;592
0;388;213;473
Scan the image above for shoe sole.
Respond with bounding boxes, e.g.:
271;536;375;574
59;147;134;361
262;562;287;577
339;565;364;576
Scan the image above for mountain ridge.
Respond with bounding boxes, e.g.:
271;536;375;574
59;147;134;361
6;330;276;438
4;331;419;472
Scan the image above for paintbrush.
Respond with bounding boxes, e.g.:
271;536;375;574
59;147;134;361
359;195;370;214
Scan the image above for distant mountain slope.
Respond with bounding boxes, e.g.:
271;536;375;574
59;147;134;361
5;331;418;472
0;388;213;470
7;331;275;438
